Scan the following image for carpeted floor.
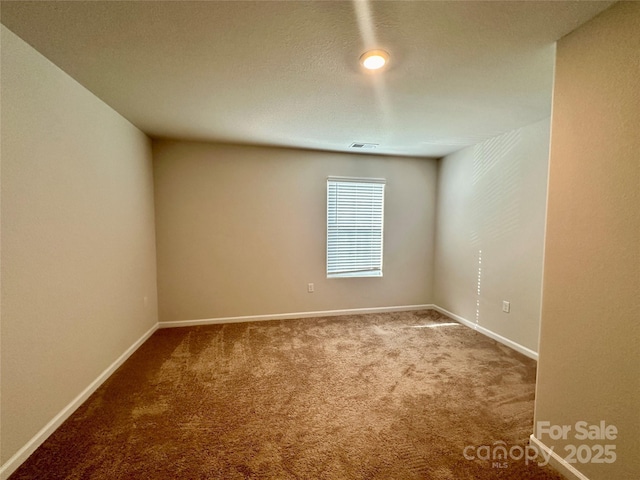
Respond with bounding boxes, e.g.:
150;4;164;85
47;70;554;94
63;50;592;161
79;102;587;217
10;310;563;479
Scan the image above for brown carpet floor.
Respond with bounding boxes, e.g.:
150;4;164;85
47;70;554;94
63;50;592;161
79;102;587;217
10;310;563;479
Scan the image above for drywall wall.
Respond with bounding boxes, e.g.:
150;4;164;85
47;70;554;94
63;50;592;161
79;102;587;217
534;2;640;479
0;26;158;464
433;118;551;353
153;141;437;322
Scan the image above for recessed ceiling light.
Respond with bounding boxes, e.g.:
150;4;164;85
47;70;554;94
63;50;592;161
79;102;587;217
360;50;389;71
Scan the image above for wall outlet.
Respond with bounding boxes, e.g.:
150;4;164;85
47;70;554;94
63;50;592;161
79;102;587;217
307;283;314;293
502;301;510;313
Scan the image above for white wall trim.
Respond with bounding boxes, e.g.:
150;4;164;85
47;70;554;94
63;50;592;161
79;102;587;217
431;305;539;361
529;435;591;480
0;323;159;480
158;305;538;361
1;304;538;478
158;304;436;328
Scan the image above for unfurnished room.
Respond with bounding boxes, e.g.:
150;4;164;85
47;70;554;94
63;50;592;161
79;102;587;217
0;1;638;479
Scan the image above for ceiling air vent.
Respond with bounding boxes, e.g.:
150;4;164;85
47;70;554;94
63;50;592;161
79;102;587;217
350;143;378;150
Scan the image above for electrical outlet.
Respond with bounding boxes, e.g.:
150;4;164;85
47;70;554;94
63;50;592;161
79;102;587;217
502;301;510;313
308;283;314;293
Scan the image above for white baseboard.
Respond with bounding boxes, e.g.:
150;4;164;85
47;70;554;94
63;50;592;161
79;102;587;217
158;305;537;361
158;304;436;328
430;305;538;361
529;435;591;480
1;303;538;478
0;323;159;480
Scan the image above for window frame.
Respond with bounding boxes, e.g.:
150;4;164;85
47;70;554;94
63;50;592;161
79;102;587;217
326;176;385;279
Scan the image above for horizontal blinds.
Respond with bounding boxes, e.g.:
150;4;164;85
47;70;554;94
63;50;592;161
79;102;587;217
327;178;385;277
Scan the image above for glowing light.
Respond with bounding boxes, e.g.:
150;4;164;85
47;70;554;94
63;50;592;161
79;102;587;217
360;50;389;71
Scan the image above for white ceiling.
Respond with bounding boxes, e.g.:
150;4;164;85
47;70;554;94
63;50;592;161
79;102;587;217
0;1;613;158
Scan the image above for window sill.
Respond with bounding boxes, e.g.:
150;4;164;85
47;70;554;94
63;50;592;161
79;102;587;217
327;272;383;279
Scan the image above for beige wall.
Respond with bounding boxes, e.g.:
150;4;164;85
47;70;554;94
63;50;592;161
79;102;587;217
0;26;158;463
153;141;437;322
434;118;551;353
534;3;640;479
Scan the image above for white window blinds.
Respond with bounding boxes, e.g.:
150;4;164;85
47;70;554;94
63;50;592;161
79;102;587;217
327;177;385;278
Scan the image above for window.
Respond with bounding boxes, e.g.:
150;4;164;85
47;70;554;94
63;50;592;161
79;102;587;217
327;177;385;278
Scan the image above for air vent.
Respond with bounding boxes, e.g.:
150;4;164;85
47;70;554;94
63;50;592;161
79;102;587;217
350;143;378;150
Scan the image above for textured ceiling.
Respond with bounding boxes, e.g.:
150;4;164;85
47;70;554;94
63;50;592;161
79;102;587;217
0;1;613;157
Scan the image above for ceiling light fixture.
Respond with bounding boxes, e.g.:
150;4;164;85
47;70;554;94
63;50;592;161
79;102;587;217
360;49;389;71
